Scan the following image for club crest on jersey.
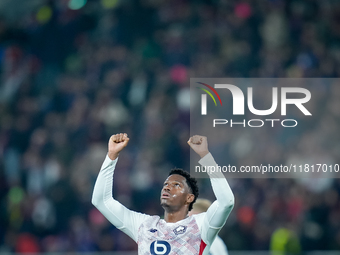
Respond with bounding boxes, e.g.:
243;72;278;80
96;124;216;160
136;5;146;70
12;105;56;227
149;228;157;233
173;225;187;235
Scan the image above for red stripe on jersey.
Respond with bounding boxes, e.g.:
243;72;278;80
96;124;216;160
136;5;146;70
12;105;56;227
199;240;207;255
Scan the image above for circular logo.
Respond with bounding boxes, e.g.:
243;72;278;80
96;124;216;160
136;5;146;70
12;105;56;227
150;240;171;255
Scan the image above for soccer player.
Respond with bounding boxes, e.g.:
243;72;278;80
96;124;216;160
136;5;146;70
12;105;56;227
92;133;234;255
189;199;229;255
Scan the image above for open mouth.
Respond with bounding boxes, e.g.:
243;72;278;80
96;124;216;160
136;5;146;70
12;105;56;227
161;193;170;198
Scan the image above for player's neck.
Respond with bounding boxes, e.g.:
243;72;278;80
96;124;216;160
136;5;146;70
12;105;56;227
164;210;189;223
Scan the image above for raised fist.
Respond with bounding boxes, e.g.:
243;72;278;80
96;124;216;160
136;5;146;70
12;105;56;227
108;133;130;160
187;135;209;158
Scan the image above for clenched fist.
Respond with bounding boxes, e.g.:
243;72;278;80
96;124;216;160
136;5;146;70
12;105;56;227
108;133;130;160
187;135;209;158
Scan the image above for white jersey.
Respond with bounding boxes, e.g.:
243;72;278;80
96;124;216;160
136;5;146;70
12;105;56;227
209;236;229;255
92;153;234;255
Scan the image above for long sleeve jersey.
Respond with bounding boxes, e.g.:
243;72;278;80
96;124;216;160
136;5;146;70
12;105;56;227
209;235;229;255
92;153;234;255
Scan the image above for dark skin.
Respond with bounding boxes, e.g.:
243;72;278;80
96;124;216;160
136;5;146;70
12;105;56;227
108;133;209;223
160;174;194;222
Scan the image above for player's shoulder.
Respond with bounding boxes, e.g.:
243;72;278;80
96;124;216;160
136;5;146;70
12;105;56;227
191;212;206;225
192;212;206;219
142;215;161;225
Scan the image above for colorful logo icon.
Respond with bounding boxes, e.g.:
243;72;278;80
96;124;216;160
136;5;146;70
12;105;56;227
196;82;223;107
197;82;223;115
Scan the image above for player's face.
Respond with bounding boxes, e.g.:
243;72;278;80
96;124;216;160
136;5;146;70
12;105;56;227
160;174;193;211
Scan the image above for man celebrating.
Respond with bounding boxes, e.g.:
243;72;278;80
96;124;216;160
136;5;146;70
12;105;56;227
92;133;234;255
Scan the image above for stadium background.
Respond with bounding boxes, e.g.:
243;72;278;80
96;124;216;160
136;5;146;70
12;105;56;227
0;0;340;254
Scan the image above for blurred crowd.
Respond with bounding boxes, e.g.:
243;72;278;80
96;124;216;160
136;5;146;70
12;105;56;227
1;0;340;253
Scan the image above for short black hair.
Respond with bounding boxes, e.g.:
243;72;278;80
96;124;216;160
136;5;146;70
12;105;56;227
168;169;199;211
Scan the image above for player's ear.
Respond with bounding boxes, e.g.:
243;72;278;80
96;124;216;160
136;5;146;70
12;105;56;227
187;193;195;204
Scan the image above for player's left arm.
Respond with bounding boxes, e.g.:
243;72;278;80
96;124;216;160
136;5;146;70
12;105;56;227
210;236;229;255
188;136;234;245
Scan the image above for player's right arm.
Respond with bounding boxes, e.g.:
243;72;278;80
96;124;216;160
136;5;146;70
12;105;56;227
92;133;150;242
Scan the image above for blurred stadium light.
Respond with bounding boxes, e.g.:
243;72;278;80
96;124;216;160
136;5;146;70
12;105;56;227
68;0;87;10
